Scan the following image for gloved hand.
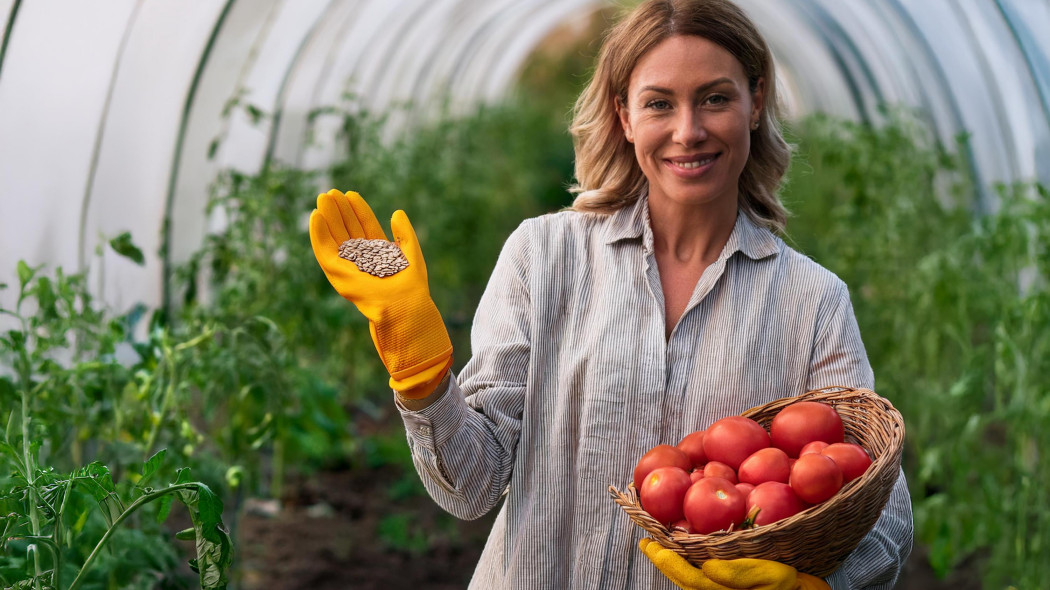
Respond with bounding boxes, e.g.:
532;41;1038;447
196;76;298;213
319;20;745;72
639;539;830;590
309;189;452;399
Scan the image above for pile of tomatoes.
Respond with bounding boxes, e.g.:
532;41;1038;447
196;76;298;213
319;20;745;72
633;401;872;535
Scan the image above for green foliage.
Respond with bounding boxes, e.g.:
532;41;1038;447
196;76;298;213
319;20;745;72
0;246;234;589
784;111;1050;589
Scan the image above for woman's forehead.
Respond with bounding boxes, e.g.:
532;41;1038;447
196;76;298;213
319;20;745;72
628;35;748;91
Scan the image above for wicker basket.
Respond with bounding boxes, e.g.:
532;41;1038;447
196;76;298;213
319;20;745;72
608;386;904;578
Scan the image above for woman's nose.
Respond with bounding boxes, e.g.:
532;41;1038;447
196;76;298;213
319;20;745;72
672;109;707;146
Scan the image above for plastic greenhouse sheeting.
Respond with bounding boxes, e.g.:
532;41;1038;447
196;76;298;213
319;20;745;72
1;0;1048;318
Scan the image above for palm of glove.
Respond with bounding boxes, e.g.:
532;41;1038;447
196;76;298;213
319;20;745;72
639;539;830;590
309;188;429;314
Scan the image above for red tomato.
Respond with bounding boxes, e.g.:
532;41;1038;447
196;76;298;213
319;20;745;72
689;469;705;483
640;466;693;525
671;519;694;533
676;430;708;467
746;481;808;526
703;416;771;470
770;402;844;457
702;461;738;484
683;477;747;535
735;482;756;497
821;443;872;483
789;453;843;504
633;444;692;490
737;447;791;485
799;440;830;456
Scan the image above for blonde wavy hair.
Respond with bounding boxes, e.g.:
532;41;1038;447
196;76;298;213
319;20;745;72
569;0;790;232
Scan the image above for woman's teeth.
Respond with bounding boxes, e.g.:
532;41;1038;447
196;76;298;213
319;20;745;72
678;156;716;169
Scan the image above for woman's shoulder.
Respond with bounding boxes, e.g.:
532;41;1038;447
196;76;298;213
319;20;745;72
510;207;611;246
769;238;850;297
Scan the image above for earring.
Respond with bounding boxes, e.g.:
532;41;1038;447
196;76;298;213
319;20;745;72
751;120;760;130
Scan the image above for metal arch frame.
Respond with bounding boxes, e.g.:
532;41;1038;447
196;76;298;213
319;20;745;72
160;0;236;317
352;0;435;111
951;0;1023;186
77;0;146;273
283;0;373;170
787;0;879;127
995;0;1050;126
263;0;341;166
402;0;516;120
454;0;604;105
879;0;976;201
0;0;21;84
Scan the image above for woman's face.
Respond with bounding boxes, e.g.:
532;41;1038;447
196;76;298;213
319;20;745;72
616;35;763;212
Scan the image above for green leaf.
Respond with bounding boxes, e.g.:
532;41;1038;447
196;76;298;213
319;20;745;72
73;462;124;525
108;232;145;266
16;260;34;291
175;527;196;541
139;449;167;488
173;483;234;590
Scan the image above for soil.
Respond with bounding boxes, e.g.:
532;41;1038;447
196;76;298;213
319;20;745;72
235;466;495;590
233;428;976;590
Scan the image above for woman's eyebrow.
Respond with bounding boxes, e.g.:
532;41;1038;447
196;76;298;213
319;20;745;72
636;77;736;97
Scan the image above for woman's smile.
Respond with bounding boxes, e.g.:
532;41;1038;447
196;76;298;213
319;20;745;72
665;152;720;176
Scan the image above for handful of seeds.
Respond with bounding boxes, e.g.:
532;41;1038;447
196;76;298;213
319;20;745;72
337;238;410;278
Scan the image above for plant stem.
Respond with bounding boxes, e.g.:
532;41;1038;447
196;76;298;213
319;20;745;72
66;483;200;590
17;314;42;590
143;348;176;462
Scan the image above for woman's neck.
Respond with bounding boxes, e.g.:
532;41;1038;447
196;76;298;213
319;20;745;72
648;195;738;265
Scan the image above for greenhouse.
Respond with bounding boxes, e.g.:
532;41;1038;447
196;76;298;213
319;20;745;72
1;0;1048;588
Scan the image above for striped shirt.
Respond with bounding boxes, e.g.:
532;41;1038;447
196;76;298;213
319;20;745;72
397;194;913;589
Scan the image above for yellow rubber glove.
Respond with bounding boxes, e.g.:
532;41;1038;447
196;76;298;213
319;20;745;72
309;189;452;398
639;539;830;590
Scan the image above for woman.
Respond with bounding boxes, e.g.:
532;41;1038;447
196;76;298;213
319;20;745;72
308;0;913;588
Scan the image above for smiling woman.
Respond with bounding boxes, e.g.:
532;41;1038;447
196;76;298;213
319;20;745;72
308;0;913;589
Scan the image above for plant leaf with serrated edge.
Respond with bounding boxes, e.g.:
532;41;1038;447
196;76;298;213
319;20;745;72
74;462;124;525
109;232;145;266
139;449;167;489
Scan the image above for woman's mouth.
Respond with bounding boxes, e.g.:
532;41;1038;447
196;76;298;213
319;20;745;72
666;153;719;175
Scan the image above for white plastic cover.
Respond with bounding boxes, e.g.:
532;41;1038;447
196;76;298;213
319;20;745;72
1;0;1048;316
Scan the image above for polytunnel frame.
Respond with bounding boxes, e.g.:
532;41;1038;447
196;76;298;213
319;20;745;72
1;0;1047;320
159;0;236;318
0;1;19;81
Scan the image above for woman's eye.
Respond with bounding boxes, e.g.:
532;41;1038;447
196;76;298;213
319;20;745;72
705;94;730;106
645;99;672;110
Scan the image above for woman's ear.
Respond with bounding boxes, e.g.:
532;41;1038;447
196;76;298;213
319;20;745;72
615;95;634;143
750;77;766;127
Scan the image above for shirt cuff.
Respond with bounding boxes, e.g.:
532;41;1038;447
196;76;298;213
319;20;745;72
394;372;468;450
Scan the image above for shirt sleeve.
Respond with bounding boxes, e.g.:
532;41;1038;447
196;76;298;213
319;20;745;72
808;281;915;589
394;220;533;521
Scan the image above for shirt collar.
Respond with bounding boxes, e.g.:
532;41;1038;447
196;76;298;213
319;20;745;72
602;192;780;261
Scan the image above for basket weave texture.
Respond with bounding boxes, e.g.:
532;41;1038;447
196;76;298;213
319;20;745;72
608;386;905;578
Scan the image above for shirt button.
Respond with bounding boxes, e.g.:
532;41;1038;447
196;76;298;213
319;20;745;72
416;425;431;436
